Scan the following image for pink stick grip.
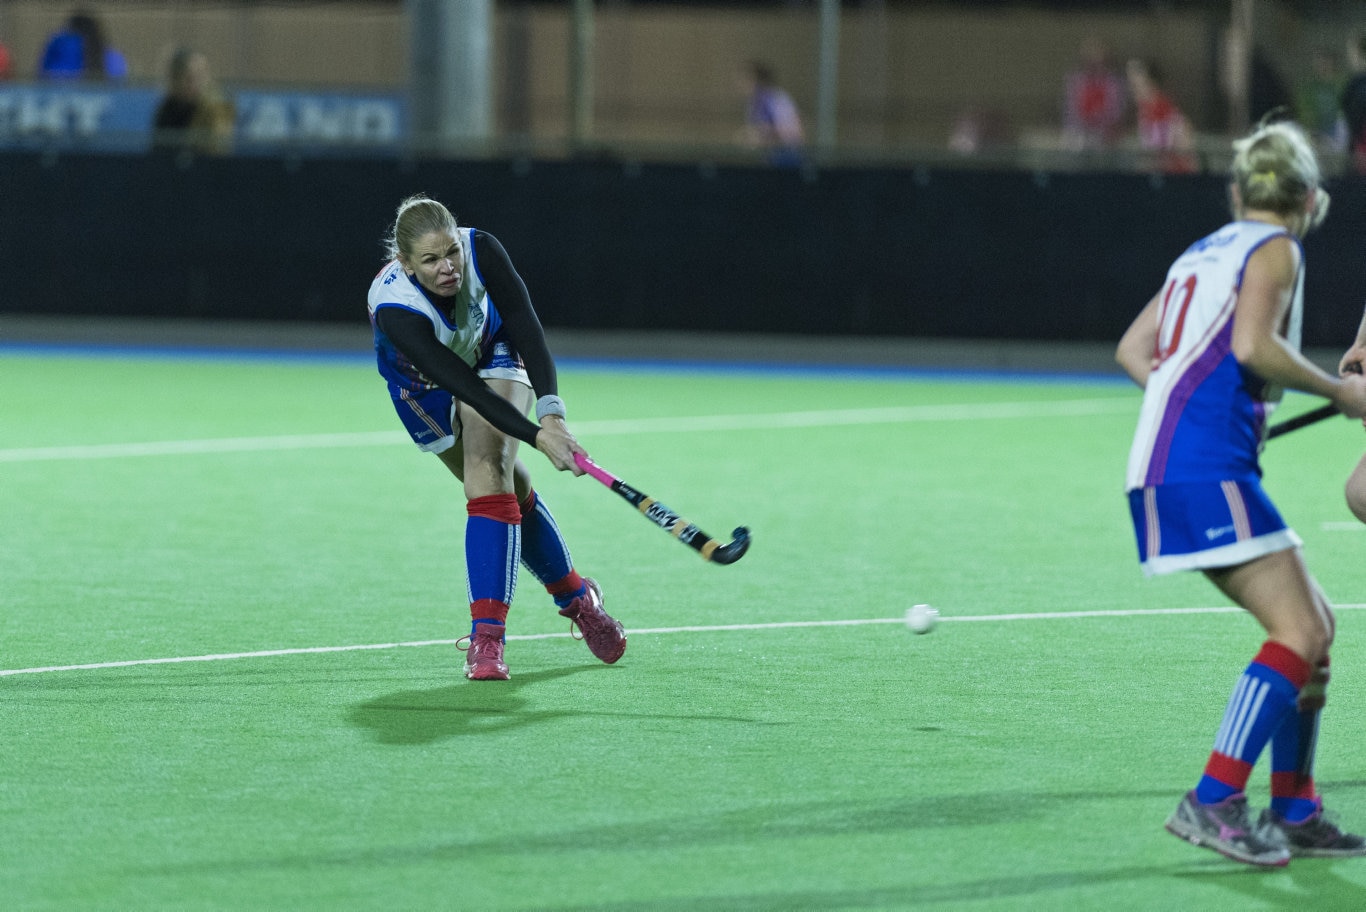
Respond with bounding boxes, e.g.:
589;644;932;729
574;452;618;486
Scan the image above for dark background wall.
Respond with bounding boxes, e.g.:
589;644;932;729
6;150;1366;347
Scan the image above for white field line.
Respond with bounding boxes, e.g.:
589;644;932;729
0;398;1134;463
1321;522;1366;532
5;603;1365;678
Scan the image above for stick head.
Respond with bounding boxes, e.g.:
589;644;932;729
710;527;752;565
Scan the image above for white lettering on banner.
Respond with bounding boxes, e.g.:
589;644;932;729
0;93;113;138
240;97;399;145
68;95;110;134
243;98;289;142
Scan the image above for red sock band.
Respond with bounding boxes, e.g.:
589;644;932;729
1204;752;1254;792
546;570;585;599
467;493;522;525
1271;771;1317;801
1254;640;1313;690
470;599;509;623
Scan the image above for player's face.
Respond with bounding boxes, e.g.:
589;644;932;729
403;231;464;298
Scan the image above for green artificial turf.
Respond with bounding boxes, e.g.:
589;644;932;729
5;349;1366;910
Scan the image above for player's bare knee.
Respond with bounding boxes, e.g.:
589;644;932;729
1295;620;1333;666
463;450;516;491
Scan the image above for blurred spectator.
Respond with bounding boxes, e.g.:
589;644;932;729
39;10;128;81
0;36;13;80
152;48;235;155
1249;47;1293;125
737;60;805;167
948;106;1013;156
1062;36;1126;151
1342;31;1366;173
1296;47;1347;151
1126;58;1198;174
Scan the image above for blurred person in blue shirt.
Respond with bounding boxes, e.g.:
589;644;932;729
738;60;805;167
39;11;128;81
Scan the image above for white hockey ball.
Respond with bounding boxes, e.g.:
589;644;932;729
905;604;938;635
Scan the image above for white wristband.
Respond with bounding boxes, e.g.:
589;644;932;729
535;395;566;421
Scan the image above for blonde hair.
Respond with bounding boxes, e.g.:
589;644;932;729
1230;120;1329;234
382;194;458;261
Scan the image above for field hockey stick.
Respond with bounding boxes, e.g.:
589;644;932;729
1267;362;1362;440
574;453;752;565
1268;403;1339;439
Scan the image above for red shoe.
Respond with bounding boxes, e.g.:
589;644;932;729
458;625;510;680
559;578;626;664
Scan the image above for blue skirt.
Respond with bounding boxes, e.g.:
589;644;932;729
1128;479;1301;576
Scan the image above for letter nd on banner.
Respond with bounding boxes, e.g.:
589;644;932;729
233;90;405;150
0;83;407;153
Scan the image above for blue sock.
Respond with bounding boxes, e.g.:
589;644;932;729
1194;641;1309;805
1270;658;1329;823
466;493;520;628
518;490;585;608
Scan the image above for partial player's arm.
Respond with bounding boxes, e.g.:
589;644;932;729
1116;292;1161;388
1339;305;1366;376
1232;238;1366;418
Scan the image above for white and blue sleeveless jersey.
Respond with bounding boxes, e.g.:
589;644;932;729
366;226;502;392
1125;221;1303;491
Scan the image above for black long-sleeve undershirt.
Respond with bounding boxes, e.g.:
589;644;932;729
375;230;556;447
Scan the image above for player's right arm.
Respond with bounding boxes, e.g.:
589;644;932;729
1116;292;1161;388
375;306;546;446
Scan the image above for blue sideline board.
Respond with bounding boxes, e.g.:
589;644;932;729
0;82;406;154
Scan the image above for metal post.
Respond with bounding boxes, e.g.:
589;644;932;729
1225;0;1254;134
569;0;595;148
407;0;493;152
815;0;841;153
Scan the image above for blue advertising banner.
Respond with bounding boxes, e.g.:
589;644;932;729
0;84;160;151
0;83;407;153
233;90;405;149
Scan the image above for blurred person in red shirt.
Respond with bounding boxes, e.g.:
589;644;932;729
1063;36;1126;151
1127;57;1198;173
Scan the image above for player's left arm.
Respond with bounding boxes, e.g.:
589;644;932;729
472;230;558;400
472;230;588;472
1232;237;1343;401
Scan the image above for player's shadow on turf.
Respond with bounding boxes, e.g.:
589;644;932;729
348;666;587;744
1176;857;1366;906
348;667;763;746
